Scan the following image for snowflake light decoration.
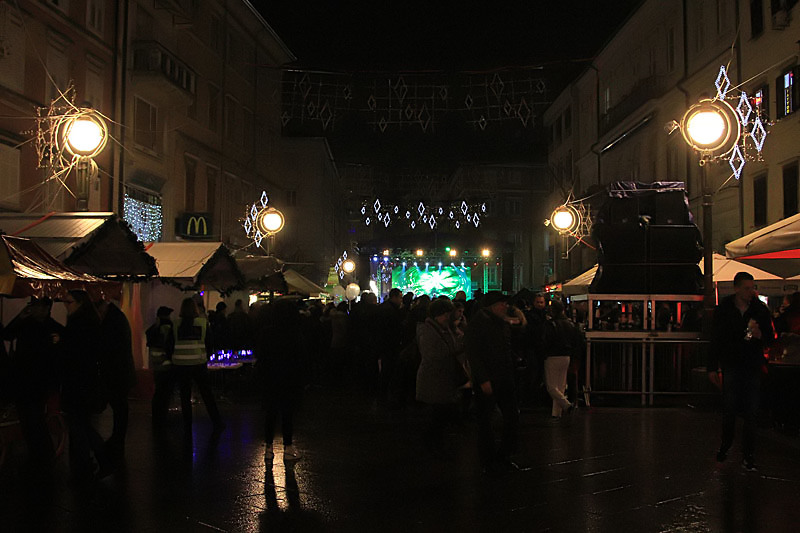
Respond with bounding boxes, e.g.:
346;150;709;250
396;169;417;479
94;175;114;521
360;198;487;231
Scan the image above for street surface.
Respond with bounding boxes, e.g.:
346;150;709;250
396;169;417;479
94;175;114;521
1;385;799;532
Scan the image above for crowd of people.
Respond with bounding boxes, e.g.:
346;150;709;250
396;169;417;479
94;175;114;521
0;291;135;481
144;288;586;474
3;277;796;480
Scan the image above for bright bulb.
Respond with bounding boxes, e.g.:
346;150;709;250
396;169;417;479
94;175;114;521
449;249;457;257
481;249;491;257
552;210;575;231
66;117;105;155
686;110;725;146
342;259;355;273
256;207;285;234
416;249;424;256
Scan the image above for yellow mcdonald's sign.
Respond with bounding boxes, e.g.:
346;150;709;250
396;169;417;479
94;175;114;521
186;215;208;236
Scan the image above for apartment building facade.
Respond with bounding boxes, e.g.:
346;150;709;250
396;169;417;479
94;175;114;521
545;0;800;280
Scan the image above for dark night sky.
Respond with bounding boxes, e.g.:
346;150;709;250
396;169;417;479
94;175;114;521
253;1;642;167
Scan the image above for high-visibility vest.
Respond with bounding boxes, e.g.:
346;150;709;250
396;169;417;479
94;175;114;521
172;317;208;366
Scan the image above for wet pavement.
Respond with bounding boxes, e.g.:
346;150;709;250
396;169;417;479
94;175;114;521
2;385;799;532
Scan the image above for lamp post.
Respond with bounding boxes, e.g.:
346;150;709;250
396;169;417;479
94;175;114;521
679;98;740;338
61;111;108;211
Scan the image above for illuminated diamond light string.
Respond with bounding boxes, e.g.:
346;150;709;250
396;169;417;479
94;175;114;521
361;198;486;230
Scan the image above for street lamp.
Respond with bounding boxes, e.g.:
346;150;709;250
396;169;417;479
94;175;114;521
60;111;108;211
254;206;284;255
679;98;739;338
342;259;356;274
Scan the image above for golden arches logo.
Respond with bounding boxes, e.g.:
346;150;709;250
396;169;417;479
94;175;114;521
186;216;208;235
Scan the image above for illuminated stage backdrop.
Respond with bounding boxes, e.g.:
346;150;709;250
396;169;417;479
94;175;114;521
391;266;472;299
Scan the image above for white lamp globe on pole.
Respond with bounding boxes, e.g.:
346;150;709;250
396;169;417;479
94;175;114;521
59;110;108;211
342;259;356;274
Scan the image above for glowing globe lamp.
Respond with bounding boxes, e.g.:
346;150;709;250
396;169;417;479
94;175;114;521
342;259;356;273
63;113;108;157
686;110;725;146
416;249;424;257
256;207;285;235
550;205;580;234
481;248;491;258
449;249;458;257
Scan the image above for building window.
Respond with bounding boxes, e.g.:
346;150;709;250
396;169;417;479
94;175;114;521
753;175;767;227
208;84;219;132
287;190;297;206
3;15;25;94
667;28;676;72
506;198;522;216
206;166;217;215
45;43;69;104
242;107;253;149
784;162;799;218
209;15;222;53
716;0;730;34
751;0;764;37
603;86;611;114
0;143;21;209
753;85;769;121
694;1;705;52
123;187;162;242
777;67;799;118
184;156;197;211
85;67;104;110
224;94;237;143
86;0;104;35
134;97;157;151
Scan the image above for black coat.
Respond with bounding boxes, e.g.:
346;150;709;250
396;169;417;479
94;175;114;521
99;303;136;392
60;303;102;412
464;309;516;387
710;294;774;373
543;316;584;359
2;314;64;394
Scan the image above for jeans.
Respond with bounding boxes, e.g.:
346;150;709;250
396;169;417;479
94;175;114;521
176;364;222;431
544;356;572;417
475;382;519;467
720;367;761;459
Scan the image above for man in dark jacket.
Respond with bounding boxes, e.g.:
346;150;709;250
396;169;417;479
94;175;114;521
96;298;136;465
146;306;175;427
709;272;773;471
465;291;525;473
3;297;64;468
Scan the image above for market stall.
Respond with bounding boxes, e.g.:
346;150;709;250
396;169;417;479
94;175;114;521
725;212;800;278
0;235;120;323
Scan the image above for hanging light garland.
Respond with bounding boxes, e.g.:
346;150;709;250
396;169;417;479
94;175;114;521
361;198;487;230
123;192;163;242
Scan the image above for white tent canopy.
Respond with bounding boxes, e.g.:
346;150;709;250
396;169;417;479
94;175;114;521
283;269;326;297
726;212;800;258
725;213;800;278
563;254;780;296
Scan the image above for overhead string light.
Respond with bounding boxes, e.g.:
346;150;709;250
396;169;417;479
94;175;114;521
361;198;487;230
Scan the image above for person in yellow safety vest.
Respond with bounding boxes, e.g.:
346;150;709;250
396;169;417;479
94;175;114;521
146;306;175;428
173;297;224;437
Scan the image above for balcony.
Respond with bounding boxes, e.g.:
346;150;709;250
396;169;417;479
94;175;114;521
600;75;669;136
131;41;195;105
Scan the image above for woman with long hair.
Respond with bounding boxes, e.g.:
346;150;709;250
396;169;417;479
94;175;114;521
173;297;224;437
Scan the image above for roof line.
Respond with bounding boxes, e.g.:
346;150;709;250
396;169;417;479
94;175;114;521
11;211;56;236
240;0;296;62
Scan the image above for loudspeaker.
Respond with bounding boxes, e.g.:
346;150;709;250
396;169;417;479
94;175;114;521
589;264;648;294
501;253;514;293
647;225;703;264
594;223;647;264
653;191;692;225
648;265;703;294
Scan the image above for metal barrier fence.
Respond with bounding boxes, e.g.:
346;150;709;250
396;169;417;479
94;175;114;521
583;336;712;406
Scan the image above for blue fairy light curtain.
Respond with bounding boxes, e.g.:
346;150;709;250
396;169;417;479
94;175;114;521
281;69;547;135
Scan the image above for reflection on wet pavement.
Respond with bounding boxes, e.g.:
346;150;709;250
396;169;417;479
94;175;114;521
1;386;799;532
